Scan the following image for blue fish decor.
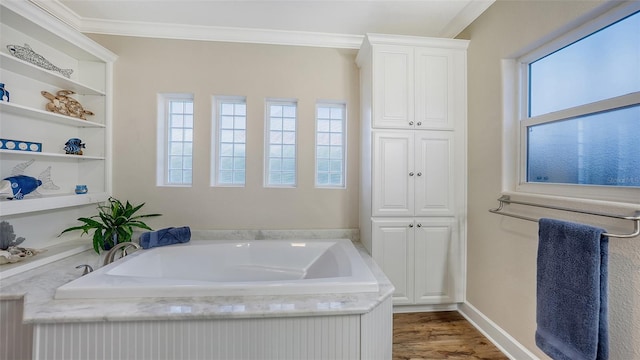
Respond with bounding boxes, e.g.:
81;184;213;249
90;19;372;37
64;138;85;155
7;44;73;78
0;83;9;102
0;160;59;200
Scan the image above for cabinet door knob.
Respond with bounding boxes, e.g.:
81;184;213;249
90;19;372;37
417;122;422;126
417;172;422;176
409;121;414;126
409;172;414;176
417;223;422;228
409;223;414;228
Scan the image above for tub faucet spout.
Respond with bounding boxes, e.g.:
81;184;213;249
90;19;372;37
103;242;141;266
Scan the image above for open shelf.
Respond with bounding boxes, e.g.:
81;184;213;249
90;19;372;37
0;53;106;96
0;149;105;160
0;239;93;280
0;102;105;128
0;192;109;216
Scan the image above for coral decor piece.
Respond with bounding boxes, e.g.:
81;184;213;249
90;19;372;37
0;221;43;265
0;221;25;250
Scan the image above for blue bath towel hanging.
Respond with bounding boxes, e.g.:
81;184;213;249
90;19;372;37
536;218;608;360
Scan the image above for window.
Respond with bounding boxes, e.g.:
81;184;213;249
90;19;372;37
517;8;640;198
213;96;246;186
265;100;297;187
157;94;193;186
316;102;346;188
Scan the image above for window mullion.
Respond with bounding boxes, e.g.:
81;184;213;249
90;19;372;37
523;91;640;127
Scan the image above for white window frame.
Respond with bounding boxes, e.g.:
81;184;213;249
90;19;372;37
264;99;298;188
315;101;347;189
156;93;194;187
211;95;247;187
502;2;640;204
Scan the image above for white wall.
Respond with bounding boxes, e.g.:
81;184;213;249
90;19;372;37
89;35;360;231
461;1;640;359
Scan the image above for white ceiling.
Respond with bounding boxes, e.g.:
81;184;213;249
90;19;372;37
33;0;494;48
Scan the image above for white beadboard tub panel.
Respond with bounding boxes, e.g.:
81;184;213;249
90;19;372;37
361;296;393;359
33;315;362;360
0;298;33;360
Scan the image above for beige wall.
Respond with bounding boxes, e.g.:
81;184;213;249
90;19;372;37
461;1;640;359
89;35;360;231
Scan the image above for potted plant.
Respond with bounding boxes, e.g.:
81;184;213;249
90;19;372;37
60;197;161;253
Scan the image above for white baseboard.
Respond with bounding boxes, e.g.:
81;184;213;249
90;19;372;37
393;303;458;313
457;302;540;360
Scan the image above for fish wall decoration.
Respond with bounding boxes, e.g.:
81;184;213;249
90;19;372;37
6;43;73;78
0;159;59;200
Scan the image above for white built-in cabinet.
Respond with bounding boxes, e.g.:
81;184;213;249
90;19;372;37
373;131;454;218
0;1;116;217
358;34;468;307
371;44;462;130
372;217;458;305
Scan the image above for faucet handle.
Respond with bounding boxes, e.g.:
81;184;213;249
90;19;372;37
75;264;94;275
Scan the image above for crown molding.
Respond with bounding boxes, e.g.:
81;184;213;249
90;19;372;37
438;0;495;38
29;0;364;49
28;0;82;30
81;18;365;49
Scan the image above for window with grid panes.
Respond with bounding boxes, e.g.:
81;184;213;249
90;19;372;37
316;103;346;188
214;97;246;186
265;100;297;187
157;94;193;186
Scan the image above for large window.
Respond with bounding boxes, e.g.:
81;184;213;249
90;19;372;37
315;102;346;188
265;100;297;187
157;94;193;186
213;96;246;186
519;9;640;195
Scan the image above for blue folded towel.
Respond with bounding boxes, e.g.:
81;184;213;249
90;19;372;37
536;218;608;360
139;226;191;249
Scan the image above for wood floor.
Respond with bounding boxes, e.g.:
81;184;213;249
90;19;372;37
393;312;509;360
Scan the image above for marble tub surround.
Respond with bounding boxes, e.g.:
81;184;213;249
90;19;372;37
0;238;393;324
190;228;360;242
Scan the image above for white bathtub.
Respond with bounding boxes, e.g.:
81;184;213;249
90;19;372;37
55;239;379;299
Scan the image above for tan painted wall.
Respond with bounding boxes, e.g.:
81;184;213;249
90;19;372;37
461;1;640;359
89;35;360;230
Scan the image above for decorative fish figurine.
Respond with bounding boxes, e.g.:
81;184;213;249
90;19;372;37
6;44;73;79
64;138;85;155
0;160;59;200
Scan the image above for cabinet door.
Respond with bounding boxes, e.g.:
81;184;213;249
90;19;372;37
413;217;459;304
372;218;415;304
414;47;457;130
372;46;414;129
372;132;414;217
414;131;455;217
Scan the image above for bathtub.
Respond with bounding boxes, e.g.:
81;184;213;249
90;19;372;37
55;239;379;299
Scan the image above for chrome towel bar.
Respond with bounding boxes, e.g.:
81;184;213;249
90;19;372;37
489;195;640;238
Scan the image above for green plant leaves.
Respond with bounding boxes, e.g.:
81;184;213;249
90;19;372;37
59;197;161;254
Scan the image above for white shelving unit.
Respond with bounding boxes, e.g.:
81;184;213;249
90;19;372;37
0;0;116;217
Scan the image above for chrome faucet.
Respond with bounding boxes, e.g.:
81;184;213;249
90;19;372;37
103;242;141;266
